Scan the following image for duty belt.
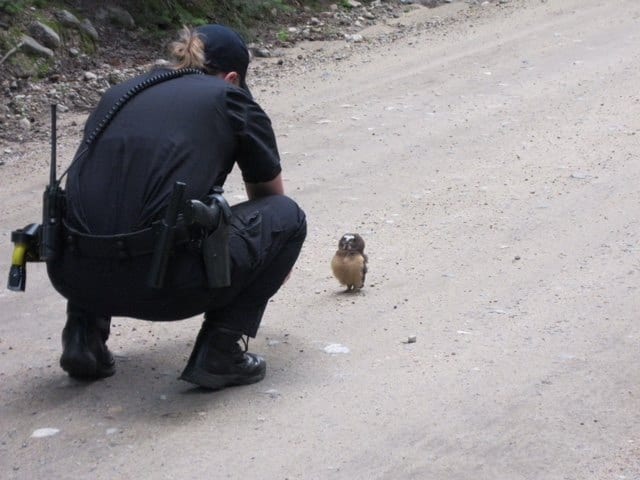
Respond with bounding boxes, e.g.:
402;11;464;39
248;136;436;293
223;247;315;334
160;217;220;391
63;221;193;259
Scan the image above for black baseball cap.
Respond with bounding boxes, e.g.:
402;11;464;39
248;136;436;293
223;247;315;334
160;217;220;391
195;24;252;97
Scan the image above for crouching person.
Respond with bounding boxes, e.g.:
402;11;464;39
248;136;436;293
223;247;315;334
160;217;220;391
46;25;306;390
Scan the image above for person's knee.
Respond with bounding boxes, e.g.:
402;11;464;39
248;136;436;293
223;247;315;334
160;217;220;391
294;207;307;241
286;198;307;243
269;194;301;214
266;195;306;237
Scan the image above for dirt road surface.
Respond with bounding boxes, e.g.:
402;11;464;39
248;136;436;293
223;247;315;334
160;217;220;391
1;0;639;478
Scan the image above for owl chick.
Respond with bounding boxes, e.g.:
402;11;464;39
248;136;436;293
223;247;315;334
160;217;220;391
331;233;368;291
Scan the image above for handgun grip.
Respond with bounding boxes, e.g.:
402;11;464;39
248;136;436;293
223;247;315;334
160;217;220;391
184;200;220;230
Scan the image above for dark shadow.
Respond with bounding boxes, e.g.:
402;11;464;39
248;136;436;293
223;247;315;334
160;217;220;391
1;325;306;425
332;288;367;297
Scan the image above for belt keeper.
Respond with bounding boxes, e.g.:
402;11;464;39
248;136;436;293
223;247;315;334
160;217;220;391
66;233;76;253
115;239;128;260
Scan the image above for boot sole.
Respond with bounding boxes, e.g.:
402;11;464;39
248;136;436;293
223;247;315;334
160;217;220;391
179;365;266;391
60;352;116;380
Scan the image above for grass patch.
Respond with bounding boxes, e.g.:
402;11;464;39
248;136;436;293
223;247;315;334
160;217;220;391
0;0;26;15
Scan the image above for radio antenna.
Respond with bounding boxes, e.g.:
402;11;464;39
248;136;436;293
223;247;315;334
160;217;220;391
50;104;57;186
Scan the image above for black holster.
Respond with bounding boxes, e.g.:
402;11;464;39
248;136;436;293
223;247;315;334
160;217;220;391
184;187;233;289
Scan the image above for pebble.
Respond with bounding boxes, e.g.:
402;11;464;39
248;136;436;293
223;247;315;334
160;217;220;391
345;34;364;43
19;117;31;131
570;172;589;179
31;428;60;438
252;47;271;58
407;335;417;343
324;343;350;354
262;388;280;398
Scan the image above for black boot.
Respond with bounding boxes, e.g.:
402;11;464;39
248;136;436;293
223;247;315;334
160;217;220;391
179;324;266;390
59;307;115;380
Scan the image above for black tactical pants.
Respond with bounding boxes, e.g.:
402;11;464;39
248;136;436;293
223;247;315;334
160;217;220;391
47;195;306;337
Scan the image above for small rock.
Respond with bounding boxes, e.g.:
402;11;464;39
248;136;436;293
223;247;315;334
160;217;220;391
324;343;350;354
107;71;125;84
83;71;98;81
570;172;589;179
20;35;54;58
55;9;81;28
105;6;136;29
80;19;99;41
251;47;271;58
31;428;59;438
29;21;61;50
19;117;31;131
407;335;417;344
262;388;280;398
345;34;364;43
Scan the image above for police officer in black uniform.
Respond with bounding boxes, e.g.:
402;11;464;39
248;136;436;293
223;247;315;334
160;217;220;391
46;24;307;390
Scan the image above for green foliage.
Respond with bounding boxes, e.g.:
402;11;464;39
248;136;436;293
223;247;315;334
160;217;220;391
0;24;22;55
35;56;52;77
114;0;295;39
78;30;97;54
210;0;294;38
173;3;208;27
1;0;56;16
276;29;289;42
0;0;26;15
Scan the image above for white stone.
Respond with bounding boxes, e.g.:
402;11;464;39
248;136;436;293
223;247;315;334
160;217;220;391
324;343;350;354
31;428;60;438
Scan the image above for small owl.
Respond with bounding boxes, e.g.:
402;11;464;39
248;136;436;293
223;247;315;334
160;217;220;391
331;233;368;291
